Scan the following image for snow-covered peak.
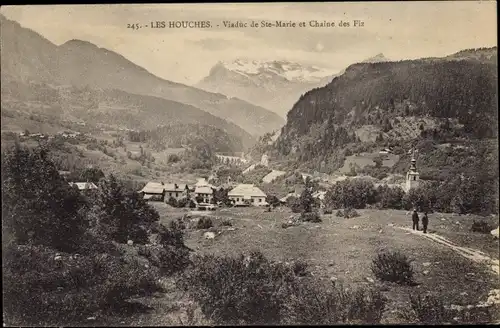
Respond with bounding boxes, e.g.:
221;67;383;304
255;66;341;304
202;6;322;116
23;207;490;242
217;59;336;83
361;53;390;63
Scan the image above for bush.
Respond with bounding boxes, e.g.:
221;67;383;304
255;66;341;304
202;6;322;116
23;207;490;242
336;208;359;218
167;196;178;207
371;251;415;285
178;251;292;325
404;293;493;324
291;260;309;277
285;281;387;325
220;219;233;227
471;220;494;234
3;244;161;326
138;223;190;275
323;208;333;215
403;293;453;324
178;252;387;325
196;217;213;230
300;211;322;223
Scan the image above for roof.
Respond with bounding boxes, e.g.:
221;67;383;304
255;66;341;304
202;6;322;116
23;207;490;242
195;178;209;187
228;184;266;198
69;182;98;190
139;182;165;194
195;186;213;194
164;183;189;192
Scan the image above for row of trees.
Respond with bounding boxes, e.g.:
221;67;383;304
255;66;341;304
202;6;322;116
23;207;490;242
323;177;498;215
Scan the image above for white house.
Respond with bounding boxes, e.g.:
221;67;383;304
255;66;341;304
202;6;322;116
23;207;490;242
69;182;98;191
228;184;267;207
195;186;214;204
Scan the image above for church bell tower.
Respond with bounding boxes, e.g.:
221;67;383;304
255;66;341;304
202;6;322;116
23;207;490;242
405;149;420;192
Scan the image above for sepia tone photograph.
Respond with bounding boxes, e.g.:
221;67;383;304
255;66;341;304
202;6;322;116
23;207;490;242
1;1;498;326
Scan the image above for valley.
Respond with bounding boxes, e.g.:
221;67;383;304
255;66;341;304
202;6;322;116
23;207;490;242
1;4;498;327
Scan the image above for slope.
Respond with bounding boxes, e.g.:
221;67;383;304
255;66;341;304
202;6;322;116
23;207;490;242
0;14;284;137
269;48;497;176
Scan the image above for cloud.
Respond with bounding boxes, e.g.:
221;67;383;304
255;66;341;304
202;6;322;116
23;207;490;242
189;37;248;51
1;2;496;85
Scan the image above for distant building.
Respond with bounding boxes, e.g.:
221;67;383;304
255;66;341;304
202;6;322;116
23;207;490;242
261;154;269;167
405;150;420;192
195;186;214;203
69;182;98;194
164;183;191;200
215;154;248;166
228;184;267;207
139;182;166;201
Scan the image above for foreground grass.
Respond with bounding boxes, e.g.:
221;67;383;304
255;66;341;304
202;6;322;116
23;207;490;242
146;204;499;324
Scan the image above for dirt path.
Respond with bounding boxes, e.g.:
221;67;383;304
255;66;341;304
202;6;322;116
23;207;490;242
396;227;499;275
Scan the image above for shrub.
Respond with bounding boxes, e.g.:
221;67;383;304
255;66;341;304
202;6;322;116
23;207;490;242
323;208;333;215
178;252;387;325
284;281;387;324
188;199;197;208
291;260;309;277
138;223;190;275
177;197;188;208
178;251;293;325
3;244;161;326
471;220;494;234
336;208;359;218
404;293;454;324
300;211;322;223
220;219;233;227
196;217;213;230
371;251;415;285
167;196;178;207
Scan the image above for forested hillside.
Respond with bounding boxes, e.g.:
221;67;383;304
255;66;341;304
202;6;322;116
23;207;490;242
269;48;497;179
127;124;243;153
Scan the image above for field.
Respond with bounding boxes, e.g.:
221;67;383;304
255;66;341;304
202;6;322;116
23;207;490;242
133;204;500;324
338;151;399;174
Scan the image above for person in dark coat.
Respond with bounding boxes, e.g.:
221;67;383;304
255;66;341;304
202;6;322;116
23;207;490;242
412;209;420;231
422;211;429;233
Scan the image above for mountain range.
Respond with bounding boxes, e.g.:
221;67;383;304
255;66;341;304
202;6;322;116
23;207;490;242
196;55;391;117
256;47;497;179
0;14;285;146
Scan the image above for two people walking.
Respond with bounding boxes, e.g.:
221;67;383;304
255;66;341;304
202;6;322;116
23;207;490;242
412;209;429;233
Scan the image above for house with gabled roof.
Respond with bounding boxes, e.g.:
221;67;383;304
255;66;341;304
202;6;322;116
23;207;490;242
228;184;267;207
139;182;166;201
164;183;191;200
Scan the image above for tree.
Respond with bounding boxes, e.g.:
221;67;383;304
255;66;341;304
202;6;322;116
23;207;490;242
195;194;204;203
87;174;159;244
299;179;315;213
1;145;88;252
79;167;105;183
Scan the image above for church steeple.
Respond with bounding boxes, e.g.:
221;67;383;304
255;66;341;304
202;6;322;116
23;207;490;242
405;148;420;192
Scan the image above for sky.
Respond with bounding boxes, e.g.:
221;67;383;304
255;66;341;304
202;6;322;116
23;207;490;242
1;2;497;85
